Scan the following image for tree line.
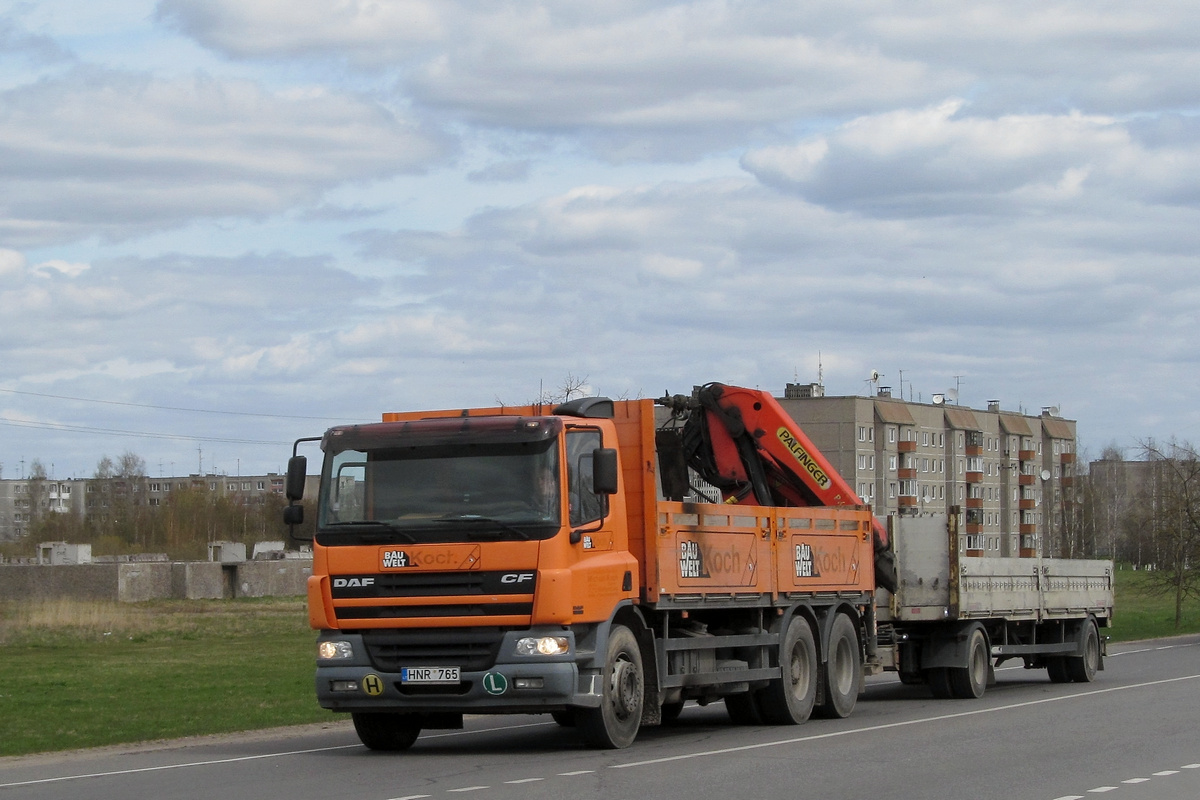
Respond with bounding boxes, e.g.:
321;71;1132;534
4;451;311;562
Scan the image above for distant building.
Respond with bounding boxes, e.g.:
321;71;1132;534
0;471;303;543
778;383;1078;558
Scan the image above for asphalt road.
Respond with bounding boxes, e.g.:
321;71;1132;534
2;635;1198;800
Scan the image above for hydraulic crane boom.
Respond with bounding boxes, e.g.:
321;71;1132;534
658;382;898;592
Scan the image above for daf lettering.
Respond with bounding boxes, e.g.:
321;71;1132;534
332;577;374;588
500;573;535;584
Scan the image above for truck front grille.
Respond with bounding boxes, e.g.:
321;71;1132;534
361;627;509;672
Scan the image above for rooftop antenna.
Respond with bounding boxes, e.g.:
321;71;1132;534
953;375;964;405
817;352;823;386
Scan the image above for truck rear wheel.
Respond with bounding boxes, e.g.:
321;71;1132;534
1067;620;1100;683
949;627;989;699
1046;657;1071;683
351;712;421;751
578;625;643;748
759;615;817;724
815;613;860;718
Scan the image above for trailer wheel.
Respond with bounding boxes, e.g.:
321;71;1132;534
1067;620;1100;683
550;710;577;727
949;627;989;699
725;692;763;724
351;712;421;751
759;615;817;724
815;613;860;718
924;667;954;699
1046;658;1071;683
578;625;643;748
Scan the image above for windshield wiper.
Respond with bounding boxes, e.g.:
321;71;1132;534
323;521;416;543
433;514;532;540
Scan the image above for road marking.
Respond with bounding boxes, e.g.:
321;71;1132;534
1087;787;1117;793
505;778;545;784
610;673;1200;769
1152;770;1179;776
447;787;488;793
558;770;595;776
1185;764;1200;768
388;795;432;800
1122;778;1151;783
1051;795;1083;799
0;722;555;790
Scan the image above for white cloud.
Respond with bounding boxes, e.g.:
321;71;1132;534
0;68;453;247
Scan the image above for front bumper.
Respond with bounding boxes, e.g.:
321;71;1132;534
314;629;602;713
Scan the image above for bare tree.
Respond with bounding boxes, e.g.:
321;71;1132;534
1139;440;1200;628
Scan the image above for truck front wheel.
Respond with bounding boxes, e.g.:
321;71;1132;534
351;712;421;751
578;625;644;748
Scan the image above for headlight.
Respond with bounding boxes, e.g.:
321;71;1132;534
318;640;354;660
515;636;570;656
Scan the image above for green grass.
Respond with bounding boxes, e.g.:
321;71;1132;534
1;571;1198;758
1106;566;1200;642
0;598;327;757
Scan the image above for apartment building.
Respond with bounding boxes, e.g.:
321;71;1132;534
0;472;290;542
778;383;1078;557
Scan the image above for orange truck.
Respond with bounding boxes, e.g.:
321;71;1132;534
283;383;1109;750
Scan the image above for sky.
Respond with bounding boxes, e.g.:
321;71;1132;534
2;0;1199;481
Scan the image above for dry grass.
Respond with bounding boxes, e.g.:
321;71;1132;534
0;596;307;646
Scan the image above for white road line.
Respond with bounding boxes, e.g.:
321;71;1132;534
1087;787;1117;793
1122;778;1151;783
387;795;431;800
610;673;1200;769
1152;770;1179;776
505;778;545;784
446;786;488;793
558;770;595;776
1051;795;1083;799
0;723;555;790
1184;764;1200;768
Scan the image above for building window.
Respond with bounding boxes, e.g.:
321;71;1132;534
888;427;896;443
858;426;867;442
889;455;897;471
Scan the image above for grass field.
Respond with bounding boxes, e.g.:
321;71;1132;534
0;598;327;757
1;568;1197;758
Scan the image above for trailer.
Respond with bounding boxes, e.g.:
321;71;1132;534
878;512;1112;698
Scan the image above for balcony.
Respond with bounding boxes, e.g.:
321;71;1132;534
1019;449;1037;461
966;445;983;456
1019;499;1036;510
898;496;918;507
898;468;917;479
966;497;984;509
1062;476;1074;487
1061;452;1075;463
1020;523;1038;535
1018;474;1035;486
898;441;917;453
966;471;983;483
965;523;983;534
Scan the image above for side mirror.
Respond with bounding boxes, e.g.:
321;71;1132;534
592;448;619;495
285;455;307;501
283;504;305;526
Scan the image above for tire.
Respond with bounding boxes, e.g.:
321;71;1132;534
1067;621;1100;683
550;710;577;727
949;627;989;699
925;667;954;699
660;701;685;725
725;692;763;725
577;625;644;748
815;613;860;718
351;712;422;751
758;615;818;724
1046;657;1071;683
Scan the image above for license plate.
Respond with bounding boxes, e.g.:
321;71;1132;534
400;666;460;684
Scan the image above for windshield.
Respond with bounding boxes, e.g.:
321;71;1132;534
318;437;561;544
